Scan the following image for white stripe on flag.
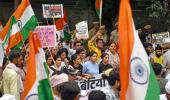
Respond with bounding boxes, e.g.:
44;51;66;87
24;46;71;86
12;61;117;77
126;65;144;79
20;5;34;28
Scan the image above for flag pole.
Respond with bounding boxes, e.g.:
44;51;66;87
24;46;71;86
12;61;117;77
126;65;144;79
37;22;57;71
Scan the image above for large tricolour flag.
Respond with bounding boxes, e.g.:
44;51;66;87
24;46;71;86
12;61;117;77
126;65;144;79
22;32;53;100
0;0;37;53
118;0;160;100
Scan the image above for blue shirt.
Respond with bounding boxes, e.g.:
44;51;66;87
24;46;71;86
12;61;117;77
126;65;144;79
82;61;99;75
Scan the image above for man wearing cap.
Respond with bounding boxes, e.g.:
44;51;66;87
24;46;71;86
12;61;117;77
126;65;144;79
140;25;153;43
50;73;69;100
160;80;170;100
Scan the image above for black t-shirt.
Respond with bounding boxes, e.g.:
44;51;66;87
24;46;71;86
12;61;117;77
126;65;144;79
99;62;112;73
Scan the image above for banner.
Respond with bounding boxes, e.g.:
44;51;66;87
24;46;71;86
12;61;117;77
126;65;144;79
42;4;63;18
76;74;110;100
152;32;170;44
76;21;89;39
33;25;56;48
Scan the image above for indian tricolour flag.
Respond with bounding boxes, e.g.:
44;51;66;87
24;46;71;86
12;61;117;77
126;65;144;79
0;0;37;53
118;0;160;100
22;32;53;100
95;0;103;20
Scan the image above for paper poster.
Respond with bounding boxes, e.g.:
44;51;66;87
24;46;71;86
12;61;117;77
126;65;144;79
152;32;170;44
33;25;56;48
42;4;63;18
76;21;89;39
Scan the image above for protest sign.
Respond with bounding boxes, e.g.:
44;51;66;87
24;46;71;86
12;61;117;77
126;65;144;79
76;74;110;100
76;21;89;39
33;25;56;48
152;32;170;44
42;4;63;18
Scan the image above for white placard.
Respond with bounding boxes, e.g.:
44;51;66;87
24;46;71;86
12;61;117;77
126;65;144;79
76;21;89;39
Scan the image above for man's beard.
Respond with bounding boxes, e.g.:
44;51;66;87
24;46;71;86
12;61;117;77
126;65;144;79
156;54;162;57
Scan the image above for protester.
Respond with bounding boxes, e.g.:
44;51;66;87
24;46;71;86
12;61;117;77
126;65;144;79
45;53;53;67
152;63;168;94
2;51;23;100
106;42;120;68
88;31;104;62
76;48;86;64
99;53;112;73
160;80;170;100
59;81;80;100
152;46;163;65
57;48;70;67
49;55;63;76
50;73;69;100
144;43;154;59
103;68;120;100
163;49;170;76
82;52;99;75
88;90;106;100
110;22;118;43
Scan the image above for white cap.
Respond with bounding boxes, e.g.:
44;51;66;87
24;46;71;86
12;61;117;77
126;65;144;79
50;73;69;87
165;80;170;94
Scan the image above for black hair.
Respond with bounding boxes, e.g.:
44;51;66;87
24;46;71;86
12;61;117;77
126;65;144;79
101;53;109;59
155;45;162;50
144;43;152;48
76;48;85;55
88;51;97;57
74;41;82;46
70;54;78;66
152;63;162;75
59;81;80;100
53;55;61;61
88;90;106;100
107;69;120;86
96;38;104;44
71;54;78;61
57;48;68;57
45;53;51;61
8;50;21;62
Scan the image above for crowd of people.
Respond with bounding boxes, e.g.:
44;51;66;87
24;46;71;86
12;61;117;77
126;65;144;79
0;21;170;100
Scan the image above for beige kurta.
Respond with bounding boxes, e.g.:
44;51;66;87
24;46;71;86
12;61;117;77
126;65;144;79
2;63;21;100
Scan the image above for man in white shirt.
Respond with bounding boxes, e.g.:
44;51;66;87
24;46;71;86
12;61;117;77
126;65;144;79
160;80;170;100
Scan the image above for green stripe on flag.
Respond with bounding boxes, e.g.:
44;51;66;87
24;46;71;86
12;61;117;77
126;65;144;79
2;16;16;47
13;15;38;50
38;79;53;100
21;16;38;41
145;63;160;100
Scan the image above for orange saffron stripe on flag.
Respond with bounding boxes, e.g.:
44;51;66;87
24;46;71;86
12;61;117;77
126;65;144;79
95;0;101;9
118;0;134;100
6;32;23;54
22;32;36;100
0;0;30;40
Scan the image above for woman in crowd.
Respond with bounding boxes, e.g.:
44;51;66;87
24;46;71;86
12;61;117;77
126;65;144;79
106;42;120;68
99;53;112;73
57;48;70;67
76;48;86;64
45;54;53;67
49;55;63;76
82;51;99;75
